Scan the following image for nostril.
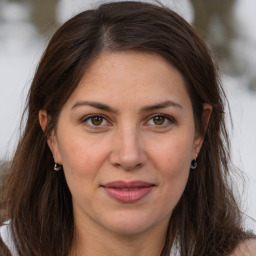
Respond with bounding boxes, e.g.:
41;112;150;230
112;161;144;171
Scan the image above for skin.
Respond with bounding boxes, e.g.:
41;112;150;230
232;239;256;256
39;51;212;256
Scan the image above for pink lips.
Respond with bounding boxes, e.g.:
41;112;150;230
102;180;155;203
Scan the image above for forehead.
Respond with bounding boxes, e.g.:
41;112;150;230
82;50;183;84
64;50;191;109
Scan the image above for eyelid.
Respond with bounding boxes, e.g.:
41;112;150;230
145;113;177;126
81;114;112;128
80;113;176;130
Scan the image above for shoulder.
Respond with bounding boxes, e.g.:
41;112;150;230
0;221;18;256
230;239;256;256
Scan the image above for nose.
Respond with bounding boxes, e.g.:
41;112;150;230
109;127;147;170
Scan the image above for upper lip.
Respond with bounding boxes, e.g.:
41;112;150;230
102;180;155;189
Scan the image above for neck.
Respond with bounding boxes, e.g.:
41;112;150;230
72;233;166;256
70;216;170;256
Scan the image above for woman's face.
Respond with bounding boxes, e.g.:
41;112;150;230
44;51;204;237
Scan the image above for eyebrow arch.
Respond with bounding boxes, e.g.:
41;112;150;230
71;100;182;113
71;101;118;113
140;100;183;113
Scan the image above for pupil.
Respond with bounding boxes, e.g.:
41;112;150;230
153;116;165;125
92;116;103;125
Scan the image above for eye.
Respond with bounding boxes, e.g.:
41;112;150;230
152;115;166;125
146;114;176;128
82;115;109;128
90;116;104;126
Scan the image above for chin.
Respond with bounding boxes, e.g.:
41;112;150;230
102;210;170;237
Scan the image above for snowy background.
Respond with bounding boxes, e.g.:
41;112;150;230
0;0;255;231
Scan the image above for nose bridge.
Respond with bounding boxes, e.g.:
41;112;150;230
120;126;140;154
110;124;146;169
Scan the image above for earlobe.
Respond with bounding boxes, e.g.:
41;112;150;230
193;135;203;159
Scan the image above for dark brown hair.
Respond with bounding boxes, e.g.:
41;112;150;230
0;1;254;255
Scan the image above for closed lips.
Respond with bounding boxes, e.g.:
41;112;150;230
101;180;155;203
102;180;155;189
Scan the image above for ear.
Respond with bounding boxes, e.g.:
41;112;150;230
39;110;62;164
202;103;212;133
39;110;48;132
193;103;212;158
39;110;53;152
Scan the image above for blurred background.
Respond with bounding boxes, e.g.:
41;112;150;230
0;0;255;231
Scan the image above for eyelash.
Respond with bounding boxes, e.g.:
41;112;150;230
81;114;110;129
81;113;176;130
146;114;177;129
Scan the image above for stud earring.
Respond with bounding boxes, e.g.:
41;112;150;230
54;163;62;171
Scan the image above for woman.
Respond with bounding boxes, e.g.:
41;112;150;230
0;1;255;255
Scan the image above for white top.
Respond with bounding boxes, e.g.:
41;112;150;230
0;221;18;256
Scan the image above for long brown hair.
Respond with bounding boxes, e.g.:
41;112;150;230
0;1;254;255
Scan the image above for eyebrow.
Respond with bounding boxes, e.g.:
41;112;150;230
140;100;183;113
71;101;118;113
71;100;182;113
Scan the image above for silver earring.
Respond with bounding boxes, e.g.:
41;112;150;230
190;159;197;169
191;153;198;169
54;163;62;171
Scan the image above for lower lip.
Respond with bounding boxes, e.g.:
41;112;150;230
103;186;154;203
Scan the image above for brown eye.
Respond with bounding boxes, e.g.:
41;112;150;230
83;115;108;128
146;114;176;129
82;114;111;131
90;116;104;126
152;116;166;125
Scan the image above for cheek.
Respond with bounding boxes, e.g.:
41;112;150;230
57;137;107;200
160;144;191;190
150;135;193;202
69;144;97;168
151;135;193;174
57;133;107;177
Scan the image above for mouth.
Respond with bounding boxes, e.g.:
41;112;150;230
101;180;155;203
